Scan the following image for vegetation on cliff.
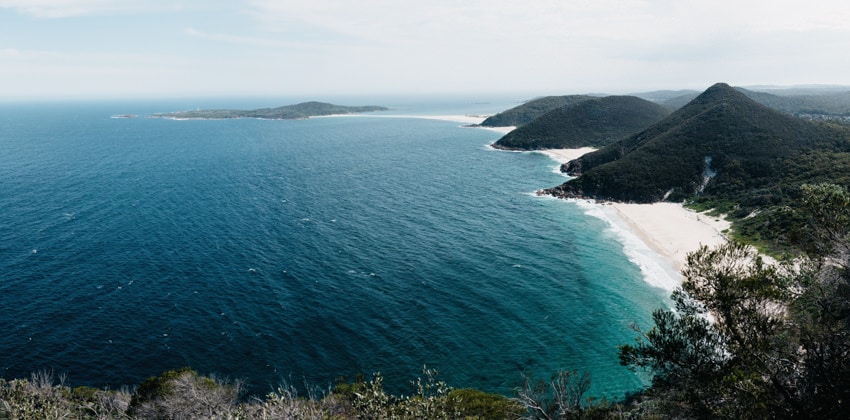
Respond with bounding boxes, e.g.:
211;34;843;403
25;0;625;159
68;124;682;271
0;367;527;419
492;95;670;150
152;101;388;120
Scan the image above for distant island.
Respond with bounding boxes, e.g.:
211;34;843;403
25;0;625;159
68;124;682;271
151;101;388;120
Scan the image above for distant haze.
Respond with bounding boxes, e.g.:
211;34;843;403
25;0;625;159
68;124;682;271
1;0;849;99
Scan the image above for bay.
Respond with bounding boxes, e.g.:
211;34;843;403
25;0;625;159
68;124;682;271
0;98;668;398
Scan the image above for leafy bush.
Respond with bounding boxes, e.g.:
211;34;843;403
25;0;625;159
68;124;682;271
2;366;526;419
127;367;241;419
618;184;850;418
0;370;131;419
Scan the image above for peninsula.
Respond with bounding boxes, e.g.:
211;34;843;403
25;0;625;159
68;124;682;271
542;83;850;253
151;101;388;120
491;95;670;150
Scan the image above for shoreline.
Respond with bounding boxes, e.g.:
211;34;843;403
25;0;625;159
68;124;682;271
322;117;730;287
602;202;730;274
537;147;598;164
537;148;731;290
328;115;731;285
319;113;517;134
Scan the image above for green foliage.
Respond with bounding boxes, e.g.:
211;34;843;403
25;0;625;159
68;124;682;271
446;388;524;419
0;371;131;419
619;184;850;418
794;183;850;257
492;96;670;150
481;95;595;127
128;366;194;409
245;382;337;419
1;367;526;419
515;369;594;419
127;367;241;419
153;101;388;120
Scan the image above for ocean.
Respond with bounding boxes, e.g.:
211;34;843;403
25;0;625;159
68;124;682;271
0;97;671;399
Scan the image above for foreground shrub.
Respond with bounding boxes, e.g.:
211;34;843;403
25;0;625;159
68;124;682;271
447;388;524;419
127;367;241;419
0;370;131;419
2;366;527;419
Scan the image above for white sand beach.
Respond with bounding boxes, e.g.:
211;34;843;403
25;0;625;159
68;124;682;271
538;148;598;164
415;115;515;134
416;114;488;125
539;148;731;278
602;202;730;273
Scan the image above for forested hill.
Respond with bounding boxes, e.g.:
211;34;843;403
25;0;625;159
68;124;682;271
491;96;670;150
546;82;850;201
543;83;850;247
152;102;388;120
661;87;850;119
479;95;594;127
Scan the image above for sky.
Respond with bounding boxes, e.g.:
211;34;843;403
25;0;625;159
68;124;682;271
1;0;849;99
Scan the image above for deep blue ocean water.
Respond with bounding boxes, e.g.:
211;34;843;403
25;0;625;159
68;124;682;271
0;98;670;399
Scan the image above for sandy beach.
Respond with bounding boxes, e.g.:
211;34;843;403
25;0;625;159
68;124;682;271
538;148;598;164
539;148;731;279
602;202;730;272
413;115;515;134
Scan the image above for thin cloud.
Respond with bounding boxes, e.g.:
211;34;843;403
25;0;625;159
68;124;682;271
2;0;849;98
0;47;63;60
0;48;21;58
0;0;184;18
183;27;317;49
243;0;850;46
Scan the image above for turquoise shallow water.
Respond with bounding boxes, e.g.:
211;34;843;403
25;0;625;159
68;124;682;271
0;99;668;398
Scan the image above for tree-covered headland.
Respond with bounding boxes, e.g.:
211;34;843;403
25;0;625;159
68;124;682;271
545;83;850;254
492;96;671;150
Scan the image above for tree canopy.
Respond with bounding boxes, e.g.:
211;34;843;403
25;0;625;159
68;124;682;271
543;83;850;253
618;183;850;418
492;96;670;150
480;95;595;127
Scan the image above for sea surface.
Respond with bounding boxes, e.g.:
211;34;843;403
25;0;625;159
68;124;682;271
0;97;671;399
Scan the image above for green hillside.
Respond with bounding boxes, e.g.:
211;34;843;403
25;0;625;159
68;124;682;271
491;95;670;150
152;101;388;120
544;83;850;250
479;95;594;127
661;87;850;120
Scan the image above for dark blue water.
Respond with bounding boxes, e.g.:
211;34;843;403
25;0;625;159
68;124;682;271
0;99;668;398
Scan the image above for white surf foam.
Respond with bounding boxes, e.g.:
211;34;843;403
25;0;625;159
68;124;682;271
573;200;682;292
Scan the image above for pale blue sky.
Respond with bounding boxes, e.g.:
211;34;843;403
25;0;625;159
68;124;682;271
1;0;849;99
